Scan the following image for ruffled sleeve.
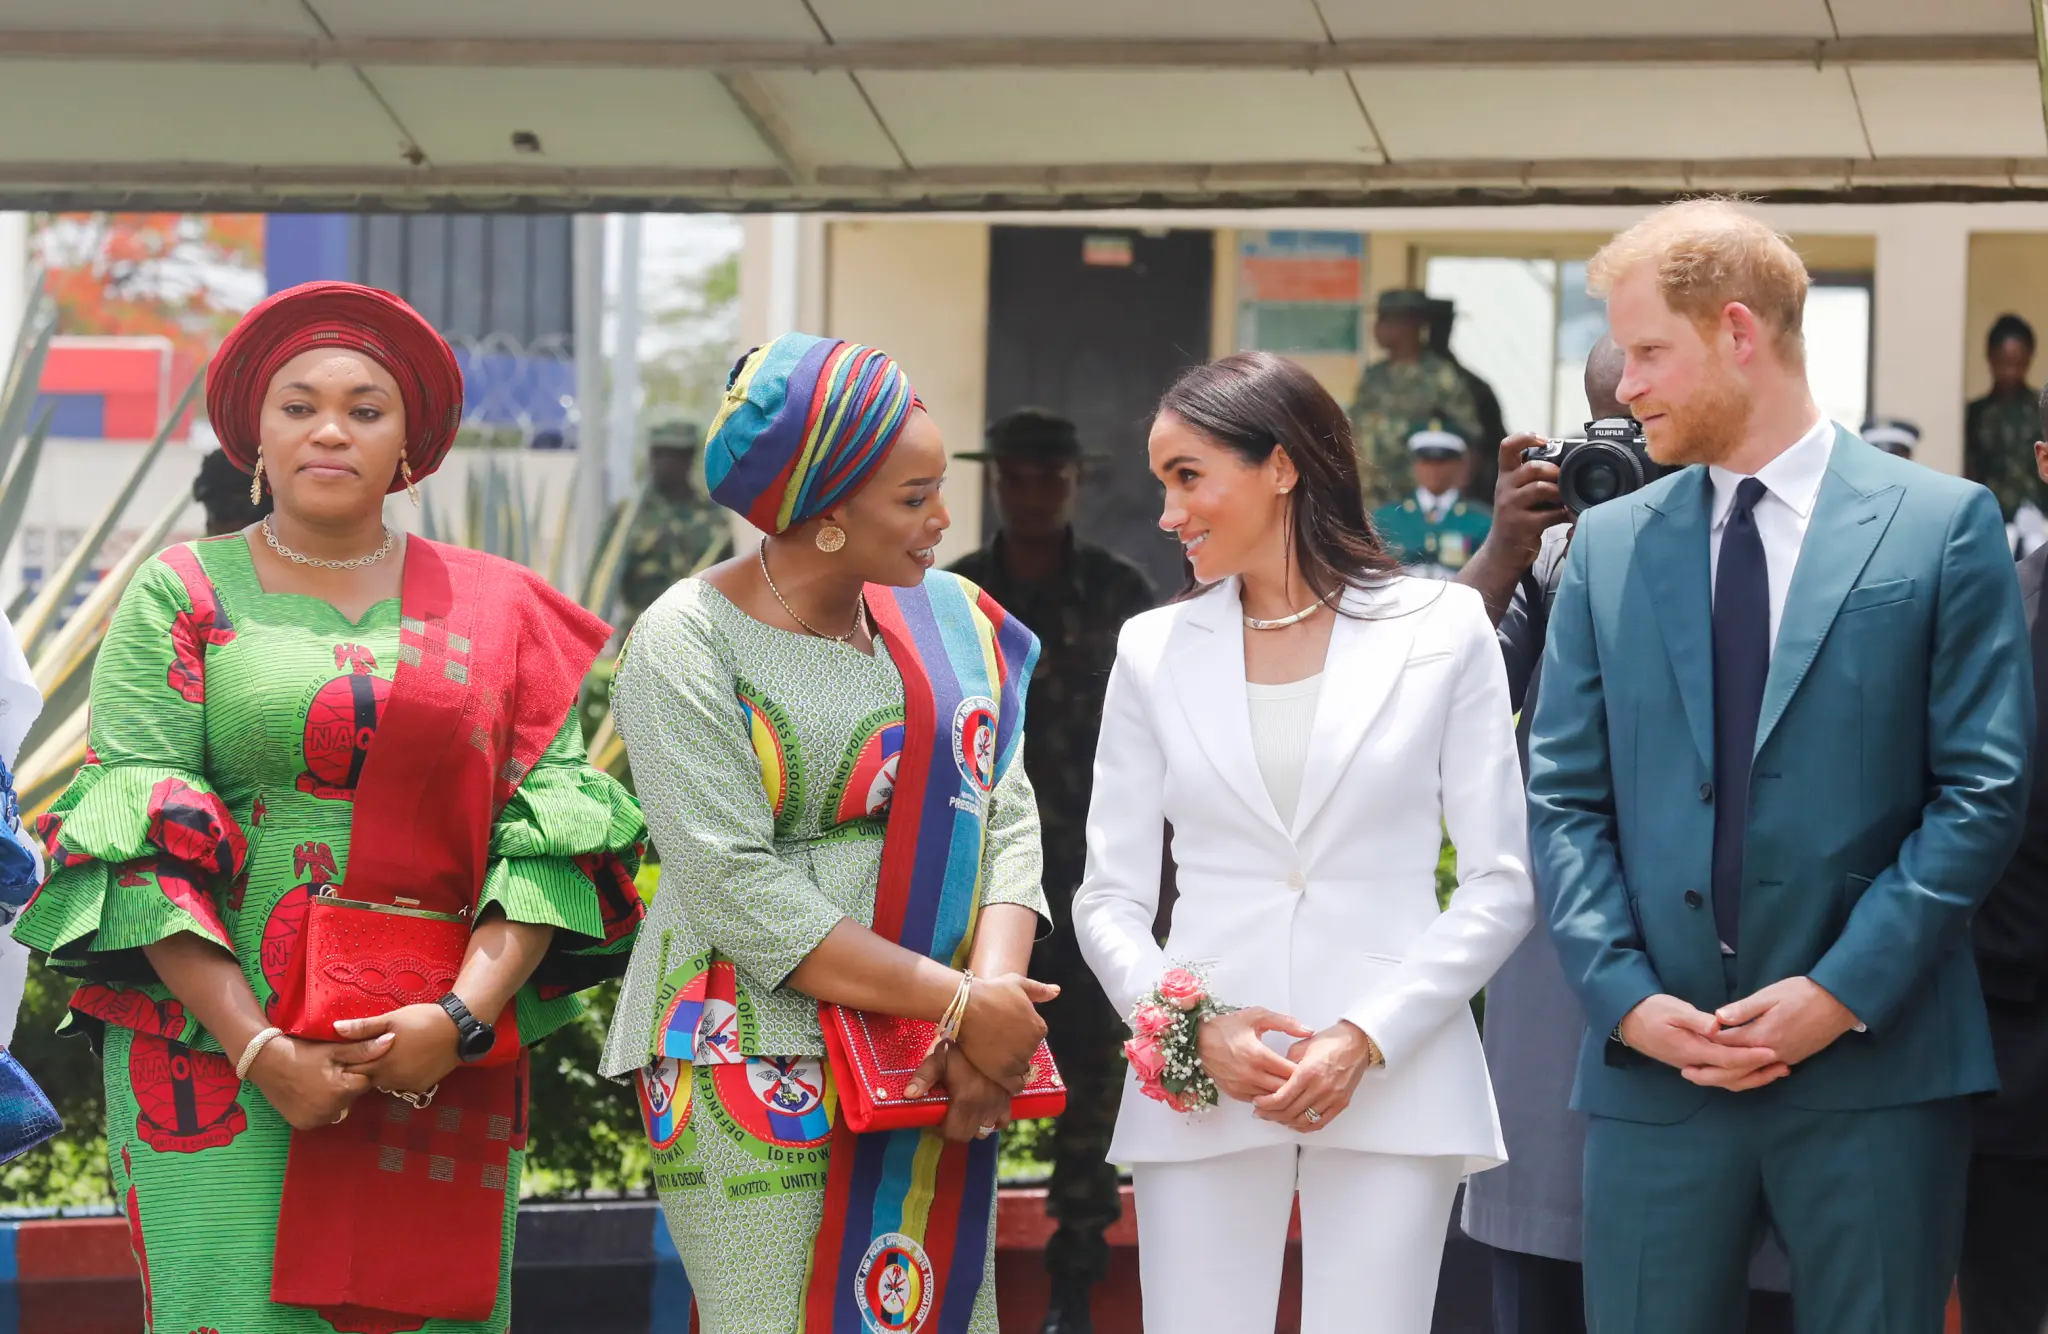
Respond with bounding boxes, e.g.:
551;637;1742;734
15;554;244;980
483;709;647;1040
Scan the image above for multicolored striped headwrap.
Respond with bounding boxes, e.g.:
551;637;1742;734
704;333;921;534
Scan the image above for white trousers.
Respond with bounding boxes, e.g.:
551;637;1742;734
1131;1144;1465;1334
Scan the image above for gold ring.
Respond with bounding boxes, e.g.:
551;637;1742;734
976;1124;997;1139
1304;1108;1322;1124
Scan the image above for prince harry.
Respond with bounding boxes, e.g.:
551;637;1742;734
1527;200;2034;1334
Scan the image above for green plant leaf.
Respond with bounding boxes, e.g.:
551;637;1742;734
14;373;196;657
0;403;56;560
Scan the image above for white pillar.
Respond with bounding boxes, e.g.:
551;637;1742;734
0;213;28;354
607;214;643;507
571;214;608;585
1872;207;1970;476
766;214;801;339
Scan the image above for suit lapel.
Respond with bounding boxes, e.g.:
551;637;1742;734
1166;580;1289;839
1290;584;1417;837
1752;434;1902;756
1637;468;1716;767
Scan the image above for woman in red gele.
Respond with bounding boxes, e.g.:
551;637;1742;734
13;281;646;1333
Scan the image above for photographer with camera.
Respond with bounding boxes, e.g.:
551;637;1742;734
1456;337;1793;1334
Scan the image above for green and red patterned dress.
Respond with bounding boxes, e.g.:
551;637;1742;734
13;535;645;1334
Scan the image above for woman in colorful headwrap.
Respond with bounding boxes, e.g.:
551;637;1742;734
13;280;646;1333
601;333;1056;1333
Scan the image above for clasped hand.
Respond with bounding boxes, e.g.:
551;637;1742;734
1198;1007;1377;1133
901;971;1060;1143
248;1004;465;1132
1619;979;1860;1091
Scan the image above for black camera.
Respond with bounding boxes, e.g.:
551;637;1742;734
1520;417;1679;514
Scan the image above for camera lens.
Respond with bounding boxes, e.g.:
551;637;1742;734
1575;461;1623;506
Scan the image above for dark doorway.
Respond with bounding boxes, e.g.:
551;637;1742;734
983;226;1214;593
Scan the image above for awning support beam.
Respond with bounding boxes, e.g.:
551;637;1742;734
0;31;2031;71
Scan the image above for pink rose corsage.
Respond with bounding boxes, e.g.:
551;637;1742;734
1123;963;1236;1114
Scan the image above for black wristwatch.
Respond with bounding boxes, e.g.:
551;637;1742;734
438;993;497;1064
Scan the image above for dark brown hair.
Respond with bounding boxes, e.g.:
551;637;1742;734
1156;351;1399;607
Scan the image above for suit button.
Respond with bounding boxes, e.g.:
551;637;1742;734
1286;870;1307;891
1699;783;1714;803
1684;890;1704;909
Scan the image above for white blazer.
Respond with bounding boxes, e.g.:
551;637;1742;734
1073;575;1534;1172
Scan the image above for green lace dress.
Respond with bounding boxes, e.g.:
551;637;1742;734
14;536;645;1334
600;578;1047;1334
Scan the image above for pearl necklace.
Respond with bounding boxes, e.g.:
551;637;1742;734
263;517;393;570
1242;592;1335;631
758;541;867;644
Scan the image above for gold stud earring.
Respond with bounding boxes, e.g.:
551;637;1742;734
249;453;264;506
815;524;847;554
399;453;421;508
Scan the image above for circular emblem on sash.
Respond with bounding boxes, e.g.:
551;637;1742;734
637;1058;690;1149
695;997;744;1064
714;1056;832;1147
950;696;998;795
856;1232;935;1333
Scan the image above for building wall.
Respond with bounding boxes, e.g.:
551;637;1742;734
823;220;994;554
1965;233;2048;405
785;204;2048;518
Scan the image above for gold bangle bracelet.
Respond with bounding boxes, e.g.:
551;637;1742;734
937;971;975;1043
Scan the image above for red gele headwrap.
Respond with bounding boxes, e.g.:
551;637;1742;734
206;281;464;494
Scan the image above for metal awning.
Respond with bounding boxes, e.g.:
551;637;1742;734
5;0;2048;211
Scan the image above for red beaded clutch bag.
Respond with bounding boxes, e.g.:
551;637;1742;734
821;1003;1068;1133
290;893;521;1066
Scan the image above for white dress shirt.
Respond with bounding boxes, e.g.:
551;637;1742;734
1416;486;1461;521
1707;417;1836;654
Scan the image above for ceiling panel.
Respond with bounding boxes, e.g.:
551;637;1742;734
811;0;1325;41
0;0;312;33
753;72;906;170
1827;0;2032;36
0;60;399;164
1854;65;2048;156
862;70;1379;166
369;68;779;167
1318;0;1833;40
309;0;816;40
1363;66;1870;160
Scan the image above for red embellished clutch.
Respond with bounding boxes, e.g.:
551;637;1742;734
820;1002;1067;1133
290;893;520;1064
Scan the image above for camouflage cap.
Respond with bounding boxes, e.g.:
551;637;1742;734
646;420;703;454
1376;288;1433;318
955;406;1107;463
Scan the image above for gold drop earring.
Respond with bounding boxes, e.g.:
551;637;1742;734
249;452;264;506
399;452;421;508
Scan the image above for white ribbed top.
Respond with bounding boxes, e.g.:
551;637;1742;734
1245;672;1323;829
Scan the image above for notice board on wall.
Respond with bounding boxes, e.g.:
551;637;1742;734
1236;231;1366;355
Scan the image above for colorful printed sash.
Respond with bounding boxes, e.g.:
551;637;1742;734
799;570;1038;1334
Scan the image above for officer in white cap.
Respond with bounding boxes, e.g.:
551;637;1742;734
1861;418;1920;459
1371;423;1492;579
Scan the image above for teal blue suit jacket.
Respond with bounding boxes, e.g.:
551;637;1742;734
1527;429;2034;1122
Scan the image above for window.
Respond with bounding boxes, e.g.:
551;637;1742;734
1423;255;1872;436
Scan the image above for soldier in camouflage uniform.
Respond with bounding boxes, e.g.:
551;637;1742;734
1351;288;1483;508
617;420;735;628
948;409;1157;1334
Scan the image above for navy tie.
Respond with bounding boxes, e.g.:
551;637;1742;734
1711;477;1771;952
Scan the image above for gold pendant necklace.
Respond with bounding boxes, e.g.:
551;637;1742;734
758;541;866;644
